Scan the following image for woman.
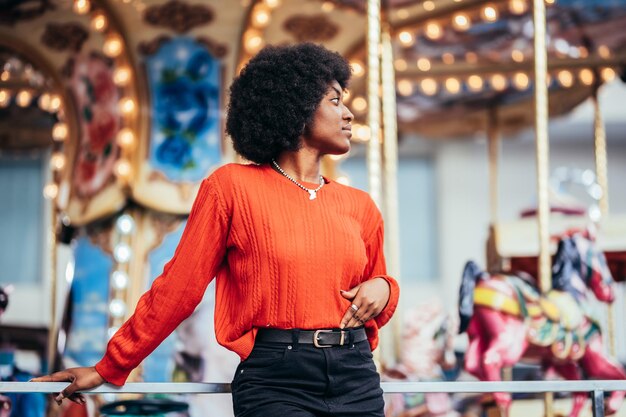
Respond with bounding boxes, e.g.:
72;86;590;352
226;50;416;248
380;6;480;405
34;43;400;417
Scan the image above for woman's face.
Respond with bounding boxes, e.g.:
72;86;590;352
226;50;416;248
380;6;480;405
301;80;354;156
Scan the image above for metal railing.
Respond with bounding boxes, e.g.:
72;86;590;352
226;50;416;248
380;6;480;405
2;380;625;417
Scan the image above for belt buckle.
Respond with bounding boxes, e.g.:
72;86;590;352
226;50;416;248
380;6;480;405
313;330;345;348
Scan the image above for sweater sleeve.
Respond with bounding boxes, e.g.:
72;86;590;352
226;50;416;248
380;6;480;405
362;202;399;329
95;173;231;385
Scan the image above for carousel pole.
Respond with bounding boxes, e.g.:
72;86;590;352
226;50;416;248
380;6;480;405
487;107;515;384
532;0;553;416
532;0;552;309
366;0;385;365
366;0;383;209
487;107;500;226
592;88;609;216
47;205;58;374
591;85;616;357
381;28;401;362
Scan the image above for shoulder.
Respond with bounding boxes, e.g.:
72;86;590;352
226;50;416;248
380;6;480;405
208;162;264;186
210;162;263;178
332;182;382;221
332;181;370;201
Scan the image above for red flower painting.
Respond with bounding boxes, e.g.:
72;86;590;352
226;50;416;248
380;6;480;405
70;53;120;198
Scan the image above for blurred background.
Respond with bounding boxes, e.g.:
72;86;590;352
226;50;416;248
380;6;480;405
0;0;625;416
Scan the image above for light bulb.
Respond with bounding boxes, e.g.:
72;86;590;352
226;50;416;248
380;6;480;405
467;75;484;92
420;78;438;95
579;68;594;86
351;97;367;112
73;0;90;14
111;271;129;290
398;31;414;46
91;11;107;31
116;214;135;235
114;159;132;179
113;67;131;87
453;13;471;31
394;59;407;71
425;22;443;40
350;62;364;77
513;72;529;89
445;78;461;94
113;242;132;263
49;94;62;112
16;90;32;107
481;5;499;22
243;29;264;55
109;299;127;318
52;123;68;141
557;70;574;87
50;152;66;171
103;34;123;58
491;74;508;91
119;97;135;114
417;58;431;71
116;127;135;149
397;79;414;96
0;89;10;108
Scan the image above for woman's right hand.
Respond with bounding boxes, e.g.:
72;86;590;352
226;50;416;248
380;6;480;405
31;366;106;405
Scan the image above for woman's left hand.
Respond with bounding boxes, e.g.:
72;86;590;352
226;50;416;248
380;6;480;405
339;278;390;328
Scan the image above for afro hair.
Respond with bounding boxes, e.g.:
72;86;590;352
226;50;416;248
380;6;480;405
225;43;351;164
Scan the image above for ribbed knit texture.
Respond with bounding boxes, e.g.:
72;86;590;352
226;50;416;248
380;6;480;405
95;163;400;385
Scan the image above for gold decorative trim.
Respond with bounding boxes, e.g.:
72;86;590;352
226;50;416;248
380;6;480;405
143;0;214;34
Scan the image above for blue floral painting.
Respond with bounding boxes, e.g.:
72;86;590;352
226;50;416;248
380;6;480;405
65;236;112;367
142;220;185;382
146;38;221;182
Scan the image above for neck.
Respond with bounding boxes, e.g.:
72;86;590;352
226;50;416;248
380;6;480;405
273;151;322;183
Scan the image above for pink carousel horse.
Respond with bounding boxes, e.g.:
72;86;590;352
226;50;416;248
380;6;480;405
383;301;459;417
458;231;625;417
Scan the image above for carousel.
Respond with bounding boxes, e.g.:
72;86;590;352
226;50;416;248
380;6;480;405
0;0;625;416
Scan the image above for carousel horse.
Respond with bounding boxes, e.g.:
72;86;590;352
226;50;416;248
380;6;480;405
458;231;626;417
383;302;459;417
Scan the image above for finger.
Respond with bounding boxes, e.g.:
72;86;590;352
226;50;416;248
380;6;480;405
341;301;365;328
345;316;359;328
349;298;377;327
58;380;80;404
32;372;74;383
340;286;359;300
345;309;363;328
31;375;56;382
66;393;86;405
360;309;378;323
340;306;356;329
359;304;377;324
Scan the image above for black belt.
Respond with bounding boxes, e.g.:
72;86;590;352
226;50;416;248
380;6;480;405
256;327;367;348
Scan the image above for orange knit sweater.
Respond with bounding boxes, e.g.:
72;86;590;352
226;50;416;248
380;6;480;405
95;163;400;385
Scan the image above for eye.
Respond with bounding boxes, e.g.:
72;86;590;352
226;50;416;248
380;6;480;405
331;97;340;104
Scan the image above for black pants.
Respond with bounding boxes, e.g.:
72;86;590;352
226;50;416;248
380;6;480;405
231;336;384;416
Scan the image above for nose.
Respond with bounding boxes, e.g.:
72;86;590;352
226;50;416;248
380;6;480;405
343;104;354;122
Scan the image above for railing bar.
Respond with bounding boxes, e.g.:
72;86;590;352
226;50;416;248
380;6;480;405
382;381;626;393
592;389;605;417
2;380;626;394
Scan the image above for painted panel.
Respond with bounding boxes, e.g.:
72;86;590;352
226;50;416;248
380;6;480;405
141;220;185;382
134;37;222;214
65;234;112;367
65;53;125;225
147;38;221;181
